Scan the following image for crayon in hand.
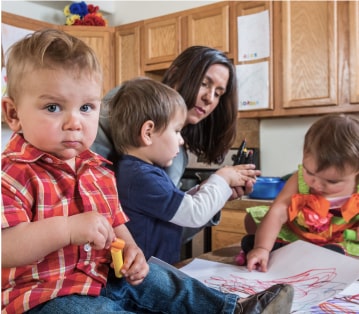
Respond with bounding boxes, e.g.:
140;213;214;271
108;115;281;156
111;238;126;278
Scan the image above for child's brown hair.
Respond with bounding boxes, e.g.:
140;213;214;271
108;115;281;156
304;114;359;174
5;28;102;100
108;77;187;155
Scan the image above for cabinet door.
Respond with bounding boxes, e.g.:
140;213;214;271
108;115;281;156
281;1;337;109
143;14;181;69
211;208;246;250
62;26;114;95
184;2;231;55
239;1;358;118
349;1;359;104
115;22;143;85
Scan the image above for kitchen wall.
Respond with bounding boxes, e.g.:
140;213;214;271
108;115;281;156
1;1;219;26
0;1;338;176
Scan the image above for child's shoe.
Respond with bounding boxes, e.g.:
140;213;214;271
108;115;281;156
235;283;294;314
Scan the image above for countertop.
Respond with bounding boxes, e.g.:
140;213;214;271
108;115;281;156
224;197;273;209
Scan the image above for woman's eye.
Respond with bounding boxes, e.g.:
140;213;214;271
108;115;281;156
80;104;92;112
46;104;60;112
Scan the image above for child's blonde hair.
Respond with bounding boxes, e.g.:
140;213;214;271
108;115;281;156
304;114;359;173
108;77;187;155
5;28;102;100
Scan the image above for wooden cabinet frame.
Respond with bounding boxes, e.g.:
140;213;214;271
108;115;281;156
349;1;359;104
184;1;231;56
115;21;143;85
143;14;181;69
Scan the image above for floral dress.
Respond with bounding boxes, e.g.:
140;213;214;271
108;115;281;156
247;165;359;256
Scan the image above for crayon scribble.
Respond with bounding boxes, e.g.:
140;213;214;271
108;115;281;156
201;268;358;313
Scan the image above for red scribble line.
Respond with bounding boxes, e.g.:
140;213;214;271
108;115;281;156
204;268;338;294
316;294;359;314
318;302;357;314
202;268;358;312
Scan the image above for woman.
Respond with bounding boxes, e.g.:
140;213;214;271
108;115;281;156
92;46;256;243
161;46;239;187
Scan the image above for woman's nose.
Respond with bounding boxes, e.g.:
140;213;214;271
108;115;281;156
203;88;215;104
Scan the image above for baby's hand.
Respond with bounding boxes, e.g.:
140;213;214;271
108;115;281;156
120;243;149;285
67;211;115;250
246;247;270;272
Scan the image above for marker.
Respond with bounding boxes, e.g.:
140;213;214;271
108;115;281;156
232;139;246;165
111;238;126;278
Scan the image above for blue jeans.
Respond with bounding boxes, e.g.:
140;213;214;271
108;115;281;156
27;263;238;313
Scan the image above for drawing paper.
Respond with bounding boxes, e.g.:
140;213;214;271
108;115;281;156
180;240;359;313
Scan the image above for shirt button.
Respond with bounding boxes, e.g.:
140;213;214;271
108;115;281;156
45;157;53;163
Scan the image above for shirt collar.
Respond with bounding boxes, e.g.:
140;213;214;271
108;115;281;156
2;133;112;167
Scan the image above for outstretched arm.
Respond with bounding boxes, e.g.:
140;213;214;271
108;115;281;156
246;173;298;272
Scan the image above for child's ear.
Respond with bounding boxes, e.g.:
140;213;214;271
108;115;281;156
2;97;21;132
140;120;155;145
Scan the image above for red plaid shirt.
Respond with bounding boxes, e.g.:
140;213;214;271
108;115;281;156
1;133;129;313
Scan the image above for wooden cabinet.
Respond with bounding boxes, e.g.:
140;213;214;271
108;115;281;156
349;1;359;104
4;1;358;119
114;21;143;85
280;1;337;110
62;26;114;95
182;1;231;57
143;13;181;70
239;1;358;118
211;199;272;250
2;11;53;31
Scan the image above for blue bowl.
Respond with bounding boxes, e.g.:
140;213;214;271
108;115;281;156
249;177;285;200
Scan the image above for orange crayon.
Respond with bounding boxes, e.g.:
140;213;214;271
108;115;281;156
111;238;126;278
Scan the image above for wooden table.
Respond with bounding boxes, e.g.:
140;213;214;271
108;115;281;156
176;242;359;269
176;243;241;268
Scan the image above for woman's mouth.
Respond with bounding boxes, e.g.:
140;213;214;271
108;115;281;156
194;106;206;115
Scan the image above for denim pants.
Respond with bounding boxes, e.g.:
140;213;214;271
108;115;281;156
27;262;238;314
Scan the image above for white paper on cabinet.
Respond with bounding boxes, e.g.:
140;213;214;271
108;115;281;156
236;62;269;110
237;10;270;62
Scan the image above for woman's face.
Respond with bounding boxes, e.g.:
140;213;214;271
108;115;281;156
185;64;229;126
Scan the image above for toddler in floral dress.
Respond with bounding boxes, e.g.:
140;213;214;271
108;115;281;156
240;114;359;272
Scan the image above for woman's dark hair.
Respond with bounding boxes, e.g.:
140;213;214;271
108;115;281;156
162;46;238;164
